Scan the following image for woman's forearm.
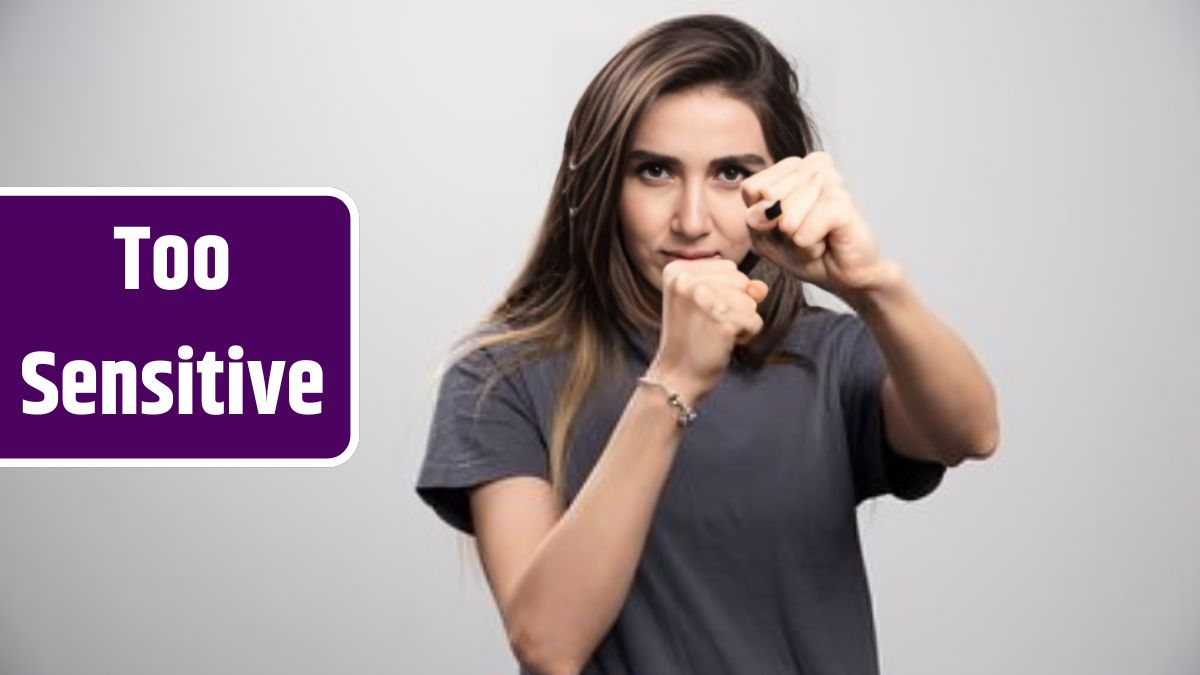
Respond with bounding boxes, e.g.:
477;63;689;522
845;264;1000;462
504;382;688;675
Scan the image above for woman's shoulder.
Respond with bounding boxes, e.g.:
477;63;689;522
441;319;570;389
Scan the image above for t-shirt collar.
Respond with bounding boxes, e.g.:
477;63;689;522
613;317;658;366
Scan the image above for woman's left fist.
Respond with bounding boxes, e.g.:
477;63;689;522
741;151;901;302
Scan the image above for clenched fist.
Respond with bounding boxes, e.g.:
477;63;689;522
646;257;769;403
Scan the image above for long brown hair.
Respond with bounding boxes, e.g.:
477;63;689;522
447;13;825;508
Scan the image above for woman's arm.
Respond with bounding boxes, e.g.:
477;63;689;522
471;377;696;675
845;264;1000;466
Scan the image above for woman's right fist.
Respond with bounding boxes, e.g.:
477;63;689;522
648;257;769;402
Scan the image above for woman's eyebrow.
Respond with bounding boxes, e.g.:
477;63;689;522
627;149;768;170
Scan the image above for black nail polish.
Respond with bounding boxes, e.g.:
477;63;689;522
764;200;782;220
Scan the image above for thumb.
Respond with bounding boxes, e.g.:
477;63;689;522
745;279;769;303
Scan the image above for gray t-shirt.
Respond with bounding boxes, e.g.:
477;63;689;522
415;306;946;674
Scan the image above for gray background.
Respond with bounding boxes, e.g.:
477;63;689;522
1;0;1196;673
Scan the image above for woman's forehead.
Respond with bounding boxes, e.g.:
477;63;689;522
629;88;768;160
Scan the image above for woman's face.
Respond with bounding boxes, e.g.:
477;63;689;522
618;86;772;291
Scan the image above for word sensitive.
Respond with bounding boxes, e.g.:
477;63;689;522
22;345;322;416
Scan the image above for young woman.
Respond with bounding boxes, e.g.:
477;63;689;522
416;13;999;675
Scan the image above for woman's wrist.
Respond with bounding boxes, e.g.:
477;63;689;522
642;360;708;408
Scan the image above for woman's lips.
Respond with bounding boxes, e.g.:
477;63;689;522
664;251;720;260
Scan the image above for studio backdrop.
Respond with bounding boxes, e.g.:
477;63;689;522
0;1;1196;673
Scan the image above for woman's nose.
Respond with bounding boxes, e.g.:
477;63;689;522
670;180;714;238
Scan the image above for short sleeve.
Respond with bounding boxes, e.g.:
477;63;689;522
832;313;946;504
414;345;549;535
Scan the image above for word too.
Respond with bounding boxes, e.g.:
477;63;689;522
114;226;229;290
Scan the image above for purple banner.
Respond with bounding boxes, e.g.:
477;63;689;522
1;188;358;466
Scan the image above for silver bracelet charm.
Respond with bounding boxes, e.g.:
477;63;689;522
637;375;698;427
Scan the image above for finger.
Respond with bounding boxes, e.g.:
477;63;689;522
741;152;835;206
692;268;752;292
740;156;800;207
746;160;833;230
745;198;782;232
745;279;769;303
722;302;765;345
670;258;742;284
698;270;769;304
701;284;761;340
789;236;826;263
740;151;833;207
762;169;808;203
708;284;759;316
776;169;832;237
732;311;765;345
670;268;696;301
791;186;850;258
667;257;736;273
670;259;751;295
687;280;764;345
676;263;758;314
691;281;726;320
667;259;733;297
662;258;691;287
713;275;769;304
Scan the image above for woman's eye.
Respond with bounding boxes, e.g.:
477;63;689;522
634;162;750;184
636;163;669;180
719;165;751;183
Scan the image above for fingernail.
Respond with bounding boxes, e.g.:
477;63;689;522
764;200;782;221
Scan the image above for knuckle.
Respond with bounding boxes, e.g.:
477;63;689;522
732;318;751;338
818;168;843;188
780;214;799;235
672;270;691;291
808;150;833;166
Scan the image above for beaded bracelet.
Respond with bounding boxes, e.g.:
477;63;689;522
636;375;698;427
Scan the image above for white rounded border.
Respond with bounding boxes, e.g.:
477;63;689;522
0;186;360;468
